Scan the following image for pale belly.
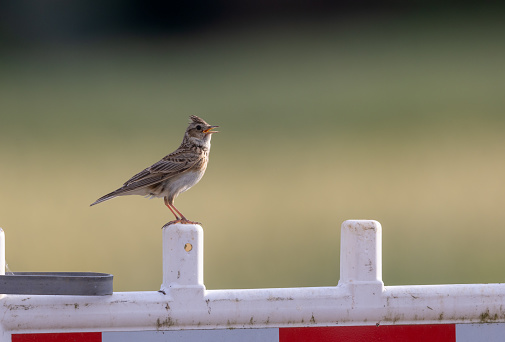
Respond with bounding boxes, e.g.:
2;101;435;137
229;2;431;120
137;170;205;201
166;170;205;197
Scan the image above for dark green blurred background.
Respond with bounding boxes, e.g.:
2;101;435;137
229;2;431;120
1;2;505;292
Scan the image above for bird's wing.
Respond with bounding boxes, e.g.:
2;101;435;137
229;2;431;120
90;149;202;206
89;172;167;206
123;149;201;187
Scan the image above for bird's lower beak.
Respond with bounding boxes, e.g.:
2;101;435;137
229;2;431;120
204;126;219;133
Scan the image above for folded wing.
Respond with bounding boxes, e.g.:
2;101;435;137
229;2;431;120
90;149;201;206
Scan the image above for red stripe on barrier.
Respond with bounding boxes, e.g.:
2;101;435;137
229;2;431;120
12;332;101;342
279;324;455;342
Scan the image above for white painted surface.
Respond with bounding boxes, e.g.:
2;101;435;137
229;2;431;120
103;328;278;342
0;229;4;276
161;224;204;293
456;323;505;342
1;220;505;342
339;220;382;284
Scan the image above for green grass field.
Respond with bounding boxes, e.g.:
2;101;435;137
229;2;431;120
1;13;505;291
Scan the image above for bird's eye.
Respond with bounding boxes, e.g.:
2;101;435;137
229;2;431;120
196;125;202;130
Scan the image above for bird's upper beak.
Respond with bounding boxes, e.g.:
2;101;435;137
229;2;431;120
203;125;219;133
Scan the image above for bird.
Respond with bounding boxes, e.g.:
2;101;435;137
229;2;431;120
90;115;219;226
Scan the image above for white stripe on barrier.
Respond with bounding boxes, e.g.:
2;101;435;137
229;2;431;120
456;323;505;342
102;329;279;342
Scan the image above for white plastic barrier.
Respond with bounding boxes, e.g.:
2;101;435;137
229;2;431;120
1;220;505;342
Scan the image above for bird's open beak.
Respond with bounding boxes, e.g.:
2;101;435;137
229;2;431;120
203;126;219;133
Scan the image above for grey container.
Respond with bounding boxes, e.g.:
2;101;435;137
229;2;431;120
0;272;113;296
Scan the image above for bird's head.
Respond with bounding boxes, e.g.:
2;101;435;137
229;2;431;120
185;115;219;148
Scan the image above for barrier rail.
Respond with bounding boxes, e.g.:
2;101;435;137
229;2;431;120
1;220;504;341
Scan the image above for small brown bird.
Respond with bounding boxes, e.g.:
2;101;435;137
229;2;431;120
90;115;219;225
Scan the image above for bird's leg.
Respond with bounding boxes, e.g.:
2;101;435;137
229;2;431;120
171;204;187;221
164;197;181;225
163;197;201;226
172;204;201;225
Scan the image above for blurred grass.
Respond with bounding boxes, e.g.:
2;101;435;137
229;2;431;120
1;12;505;291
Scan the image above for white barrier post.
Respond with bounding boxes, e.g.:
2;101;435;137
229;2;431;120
0;229;5;276
338;220;384;307
2;219;505;341
160;223;205;295
339;219;382;284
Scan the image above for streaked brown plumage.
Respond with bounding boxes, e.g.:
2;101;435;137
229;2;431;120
90;115;219;225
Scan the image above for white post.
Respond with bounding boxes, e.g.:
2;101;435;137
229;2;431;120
160;223;205;294
338;220;384;307
0;228;5;276
339;220;382;284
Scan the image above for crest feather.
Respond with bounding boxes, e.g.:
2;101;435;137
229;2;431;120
189;115;209;125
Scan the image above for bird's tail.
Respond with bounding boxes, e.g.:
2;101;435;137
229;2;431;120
90;191;120;206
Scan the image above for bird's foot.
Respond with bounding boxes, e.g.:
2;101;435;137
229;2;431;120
162;219;202;228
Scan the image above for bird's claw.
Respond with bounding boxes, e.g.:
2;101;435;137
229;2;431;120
162;219;202;228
